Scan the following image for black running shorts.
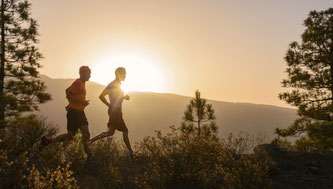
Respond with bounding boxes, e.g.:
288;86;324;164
67;107;88;132
107;107;128;132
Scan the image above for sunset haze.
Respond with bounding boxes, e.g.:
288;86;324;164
30;0;332;108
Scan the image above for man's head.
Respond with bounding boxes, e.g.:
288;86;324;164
115;67;126;81
79;66;91;82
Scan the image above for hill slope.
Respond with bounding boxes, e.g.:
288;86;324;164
38;75;297;142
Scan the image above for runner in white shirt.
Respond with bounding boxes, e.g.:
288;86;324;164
89;67;133;155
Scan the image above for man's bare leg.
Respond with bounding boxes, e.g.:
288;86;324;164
89;127;116;144
123;131;133;154
79;125;92;159
53;131;76;143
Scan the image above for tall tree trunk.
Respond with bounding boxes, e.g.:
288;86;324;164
330;61;333;121
198;120;201;136
0;0;5;135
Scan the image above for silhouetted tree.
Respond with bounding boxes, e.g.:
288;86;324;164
182;90;216;136
274;8;333;153
0;0;51;134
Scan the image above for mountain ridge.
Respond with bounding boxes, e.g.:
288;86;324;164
37;74;298;143
40;74;295;110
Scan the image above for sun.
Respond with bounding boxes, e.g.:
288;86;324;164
90;52;167;93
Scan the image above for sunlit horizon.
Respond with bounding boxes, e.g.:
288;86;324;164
89;51;167;93
31;0;333;108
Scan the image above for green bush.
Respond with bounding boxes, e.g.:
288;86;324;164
133;127;273;189
1;115;273;188
0;115;78;188
90;137;123;187
4;115;57;154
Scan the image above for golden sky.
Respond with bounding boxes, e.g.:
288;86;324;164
30;0;332;108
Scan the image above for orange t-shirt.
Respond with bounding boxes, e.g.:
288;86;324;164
66;79;86;110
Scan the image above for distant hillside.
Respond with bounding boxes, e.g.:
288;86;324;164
38;75;297;142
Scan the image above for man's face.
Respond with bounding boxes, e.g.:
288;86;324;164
81;72;91;81
119;72;126;81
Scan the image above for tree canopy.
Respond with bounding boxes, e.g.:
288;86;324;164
0;0;51;131
274;8;333;153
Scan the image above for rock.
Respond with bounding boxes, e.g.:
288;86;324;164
254;144;291;163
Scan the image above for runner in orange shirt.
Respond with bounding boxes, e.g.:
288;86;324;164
41;66;93;160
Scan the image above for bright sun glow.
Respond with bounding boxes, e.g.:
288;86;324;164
90;52;166;93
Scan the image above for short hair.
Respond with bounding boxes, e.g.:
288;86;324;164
79;66;91;75
115;67;126;76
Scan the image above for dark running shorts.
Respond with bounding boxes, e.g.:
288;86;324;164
107;107;128;132
67;108;88;132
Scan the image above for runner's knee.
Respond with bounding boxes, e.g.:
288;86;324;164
68;132;75;140
84;131;90;138
109;130;115;135
82;131;90;140
80;126;90;138
106;127;115;136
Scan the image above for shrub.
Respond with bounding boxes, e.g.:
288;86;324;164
0;115;78;188
1;115;273;188
134;127;273;188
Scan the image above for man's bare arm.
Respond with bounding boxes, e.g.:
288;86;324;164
99;91;110;107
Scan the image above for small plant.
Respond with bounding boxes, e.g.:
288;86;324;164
183;90;216;136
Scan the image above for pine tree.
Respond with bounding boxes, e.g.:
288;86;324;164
0;0;51;132
274;8;333;153
183;90;216;136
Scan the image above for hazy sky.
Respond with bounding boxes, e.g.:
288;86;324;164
30;0;332;108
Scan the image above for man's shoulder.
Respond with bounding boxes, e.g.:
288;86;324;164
73;78;84;84
106;80;120;88
70;79;85;88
